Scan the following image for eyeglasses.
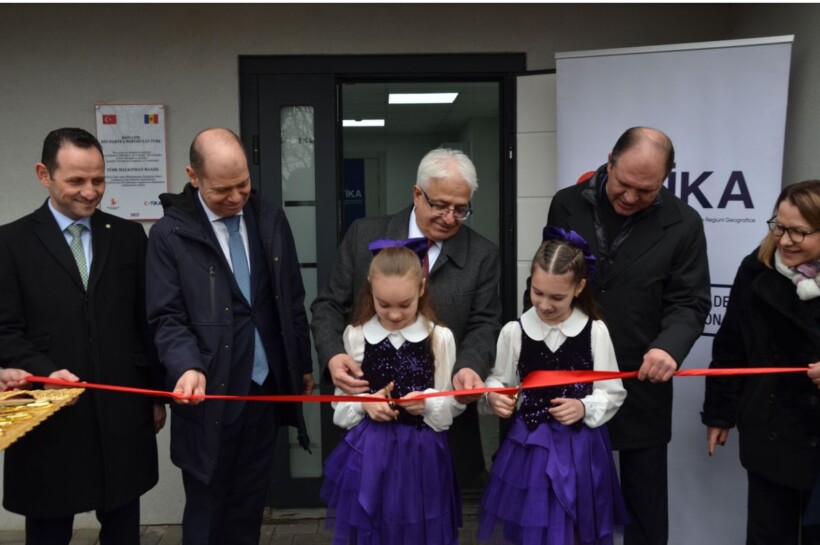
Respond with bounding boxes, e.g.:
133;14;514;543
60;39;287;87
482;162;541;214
767;219;820;243
420;189;473;221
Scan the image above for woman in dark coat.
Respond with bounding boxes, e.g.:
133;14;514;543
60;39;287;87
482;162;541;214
702;179;820;545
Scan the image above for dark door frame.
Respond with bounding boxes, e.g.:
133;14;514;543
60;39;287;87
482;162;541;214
239;53;525;507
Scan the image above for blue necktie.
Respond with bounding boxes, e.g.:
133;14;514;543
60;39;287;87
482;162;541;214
222;215;269;386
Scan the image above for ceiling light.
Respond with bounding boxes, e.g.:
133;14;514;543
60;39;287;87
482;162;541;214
389;93;458;104
342;119;385;127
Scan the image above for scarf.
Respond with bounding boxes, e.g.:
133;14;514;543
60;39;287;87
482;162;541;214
774;250;820;301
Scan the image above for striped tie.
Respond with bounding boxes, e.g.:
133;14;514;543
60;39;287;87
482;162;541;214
67;224;88;289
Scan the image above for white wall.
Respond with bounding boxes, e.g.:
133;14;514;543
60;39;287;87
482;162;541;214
1;2;819;533
0;4;735;227
727;4;820;185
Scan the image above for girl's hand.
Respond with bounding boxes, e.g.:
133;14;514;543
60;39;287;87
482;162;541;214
487;392;516;419
400;391;425;415
549;398;585;425
362;382;399;422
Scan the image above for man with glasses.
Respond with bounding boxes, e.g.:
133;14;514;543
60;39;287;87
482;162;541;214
533;127;711;545
311;147;501;488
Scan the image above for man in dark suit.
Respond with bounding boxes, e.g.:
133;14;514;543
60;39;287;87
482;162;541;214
146;128;314;545
311;148;502;486
539;127;711;545
0;128;165;544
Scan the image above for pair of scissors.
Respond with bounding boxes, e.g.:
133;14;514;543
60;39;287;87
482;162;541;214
386;386;397;410
511;385;523;402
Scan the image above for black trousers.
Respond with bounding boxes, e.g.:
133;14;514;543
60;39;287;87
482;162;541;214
25;498;140;545
181;382;279;545
747;471;820;545
619;444;668;545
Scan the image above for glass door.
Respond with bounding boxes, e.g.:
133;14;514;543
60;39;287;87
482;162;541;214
243;72;338;506
240;54;524;508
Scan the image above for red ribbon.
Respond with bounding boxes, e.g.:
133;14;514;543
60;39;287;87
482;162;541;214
24;367;809;404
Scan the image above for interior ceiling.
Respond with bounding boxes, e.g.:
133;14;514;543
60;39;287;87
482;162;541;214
342;81;499;135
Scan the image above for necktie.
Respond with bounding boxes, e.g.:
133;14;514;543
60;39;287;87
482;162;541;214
67;224;88;289
222;215;269;385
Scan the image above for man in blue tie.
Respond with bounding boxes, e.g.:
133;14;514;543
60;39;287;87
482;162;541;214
146;128;314;545
0;128;165;544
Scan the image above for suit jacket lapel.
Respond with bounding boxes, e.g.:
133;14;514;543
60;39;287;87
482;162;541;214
602;212;666;282
195;195;247;304
432;223;469;276
596;190;681;284
31;202;86;292
88;211;112;292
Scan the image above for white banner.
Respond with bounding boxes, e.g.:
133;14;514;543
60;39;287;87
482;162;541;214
556;36;793;544
95;104;168;221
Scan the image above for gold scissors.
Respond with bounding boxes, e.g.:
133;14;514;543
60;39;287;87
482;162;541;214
386;384;398;419
511;385;523;402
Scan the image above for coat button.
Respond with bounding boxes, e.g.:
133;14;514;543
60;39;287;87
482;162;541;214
809;437;819;447
768;432;778;441
810;396;819;406
224;307;230;312
225;344;230;350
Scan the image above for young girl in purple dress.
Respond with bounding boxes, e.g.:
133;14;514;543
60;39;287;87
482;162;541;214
479;228;628;545
321;238;464;545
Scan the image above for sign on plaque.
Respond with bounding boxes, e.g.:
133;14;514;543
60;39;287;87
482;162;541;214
95;104;169;221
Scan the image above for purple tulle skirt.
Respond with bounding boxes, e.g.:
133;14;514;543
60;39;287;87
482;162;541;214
321;418;462;545
478;418;627;545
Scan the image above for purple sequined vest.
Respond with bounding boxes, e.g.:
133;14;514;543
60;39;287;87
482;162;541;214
517;317;593;430
362;332;435;427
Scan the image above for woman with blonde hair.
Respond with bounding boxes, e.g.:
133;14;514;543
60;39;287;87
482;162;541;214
702;180;820;544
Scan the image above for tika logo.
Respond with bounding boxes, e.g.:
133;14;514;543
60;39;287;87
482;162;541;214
144;113;159;124
667;170;754;209
110;197;117;206
102;114;117;125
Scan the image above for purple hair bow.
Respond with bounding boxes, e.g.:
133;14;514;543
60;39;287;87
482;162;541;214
542;226;597;278
368;237;430;263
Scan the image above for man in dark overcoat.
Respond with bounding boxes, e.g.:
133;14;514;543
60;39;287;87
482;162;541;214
537;127;711;545
0;128;165;544
311;147;502;486
146;128;314;545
